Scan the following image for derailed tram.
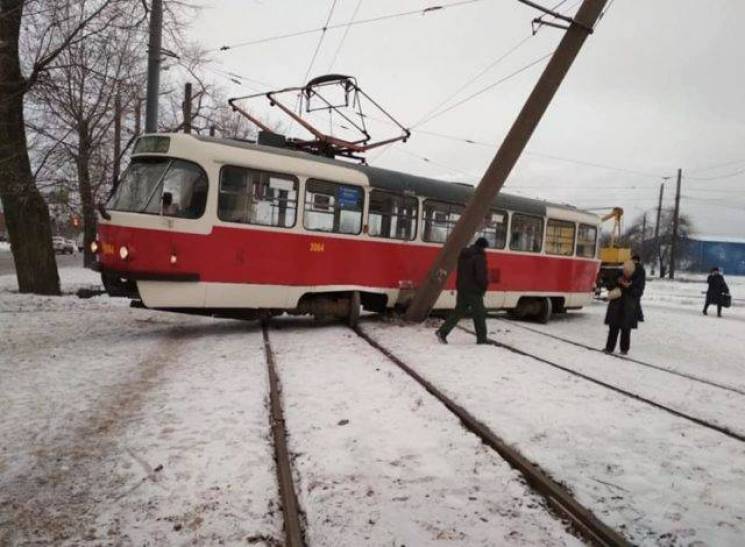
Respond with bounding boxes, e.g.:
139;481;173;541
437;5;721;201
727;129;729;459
93;133;602;324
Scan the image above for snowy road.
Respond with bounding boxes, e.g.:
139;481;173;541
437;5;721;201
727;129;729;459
2;268;744;545
268;322;583;546
362;319;745;545
1;275;281;544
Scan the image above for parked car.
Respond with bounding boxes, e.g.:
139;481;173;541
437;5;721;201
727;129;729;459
52;236;75;255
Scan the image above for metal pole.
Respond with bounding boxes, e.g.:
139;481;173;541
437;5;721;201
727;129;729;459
112;92;122;191
669;168;682;279
652;182;664;277
144;0;163;133
405;0;608;322
641;212;647;260
134;97;142;136
183;82;192;134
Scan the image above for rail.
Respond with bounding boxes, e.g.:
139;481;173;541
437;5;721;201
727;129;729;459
261;323;305;547
354;325;631;547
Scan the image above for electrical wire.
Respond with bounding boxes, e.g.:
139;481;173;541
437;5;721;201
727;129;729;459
327;0;364;72
412;35;533;127
302;0;340;86
413;51;554;128
212;0;489;53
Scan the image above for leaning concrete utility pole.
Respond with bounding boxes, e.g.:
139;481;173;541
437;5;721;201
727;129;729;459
669;168;682;279
652;182;664;276
405;0;608;321
183;82;192;134
144;0;163;133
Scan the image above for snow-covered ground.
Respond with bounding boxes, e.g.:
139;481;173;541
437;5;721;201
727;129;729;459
1;271;280;544
2;268;744;545
270;324;581;545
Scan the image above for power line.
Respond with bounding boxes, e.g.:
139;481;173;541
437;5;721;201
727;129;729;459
212;0;489;53
686;157;745;175
411;127;670;178
414;51;554;127
412;35;533;127
686;166;745;181
302;0;340;86
327;0;364;72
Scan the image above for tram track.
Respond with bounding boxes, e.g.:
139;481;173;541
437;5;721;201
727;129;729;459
261;323;305;547
497;317;745;397
456;325;745;444
353;325;631;547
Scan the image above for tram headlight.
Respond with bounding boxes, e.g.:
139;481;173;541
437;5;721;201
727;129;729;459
90;241;99;254
170;253;178;265
119;245;129;260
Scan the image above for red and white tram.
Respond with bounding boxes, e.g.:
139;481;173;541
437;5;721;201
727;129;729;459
93;134;601;323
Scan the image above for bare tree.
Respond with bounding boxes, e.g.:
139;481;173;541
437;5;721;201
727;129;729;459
0;0;128;294
624;209;694;278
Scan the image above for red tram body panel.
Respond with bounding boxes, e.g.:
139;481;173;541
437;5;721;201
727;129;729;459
94;134;602;319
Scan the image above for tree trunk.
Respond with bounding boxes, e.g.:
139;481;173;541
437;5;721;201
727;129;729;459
0;0;60;294
76;126;97;267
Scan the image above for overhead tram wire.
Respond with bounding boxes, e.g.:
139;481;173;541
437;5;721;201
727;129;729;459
412;51;554;128
411;0;580;128
211;0;490;53
327;0;364;72
302;0;340;86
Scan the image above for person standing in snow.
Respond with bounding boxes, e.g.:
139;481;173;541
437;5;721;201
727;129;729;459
603;260;641;355
436;237;490;345
703;267;730;317
631;254;646;322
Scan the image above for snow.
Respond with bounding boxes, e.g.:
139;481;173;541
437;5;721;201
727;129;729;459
270;324;582;546
0;275;280;544
688;235;745;244
2;268;744;545
0;242;10;252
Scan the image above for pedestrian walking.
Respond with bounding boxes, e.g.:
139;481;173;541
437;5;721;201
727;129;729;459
603;260;641;355
631;254;646;322
436;237;490;344
703;267;730;317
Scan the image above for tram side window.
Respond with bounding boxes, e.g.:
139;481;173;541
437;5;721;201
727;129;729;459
304;179;364;235
576;223;598;258
218;166;298;228
422;200;464;243
545;219;576;256
473;209;508;249
509;213;544;253
368;190;418;240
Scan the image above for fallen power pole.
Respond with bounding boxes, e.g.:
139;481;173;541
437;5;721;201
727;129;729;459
669;168;682;279
405;0;609;322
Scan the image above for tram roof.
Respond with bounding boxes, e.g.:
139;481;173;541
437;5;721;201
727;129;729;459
192;135;585;217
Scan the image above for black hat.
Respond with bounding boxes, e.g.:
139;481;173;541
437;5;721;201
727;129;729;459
632;254;641;261
711;266;720;272
474;237;489;249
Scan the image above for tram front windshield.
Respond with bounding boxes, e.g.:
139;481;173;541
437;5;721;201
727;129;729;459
108;157;207;219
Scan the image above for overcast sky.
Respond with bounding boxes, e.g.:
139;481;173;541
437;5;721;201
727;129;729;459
191;0;745;238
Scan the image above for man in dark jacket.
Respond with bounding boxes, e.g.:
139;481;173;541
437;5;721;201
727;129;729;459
704;267;730;317
631;254;646;322
436;237;489;344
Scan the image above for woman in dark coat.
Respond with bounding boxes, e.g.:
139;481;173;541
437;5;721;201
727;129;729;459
704;267;730;317
604;260;641;355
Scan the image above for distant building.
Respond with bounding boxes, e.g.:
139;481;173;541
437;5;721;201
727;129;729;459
685;236;745;275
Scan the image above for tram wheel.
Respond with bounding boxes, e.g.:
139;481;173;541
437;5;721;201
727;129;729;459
535;297;552;324
348;291;361;328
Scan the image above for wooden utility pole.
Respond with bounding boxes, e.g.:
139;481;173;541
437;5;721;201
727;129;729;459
405;0;608;321
640;213;647;260
652;182;664;277
669;168;682;279
183;82;192;134
112;92;122;192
